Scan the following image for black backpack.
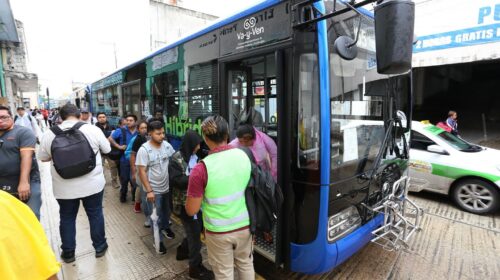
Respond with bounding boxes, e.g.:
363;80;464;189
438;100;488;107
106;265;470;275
50;122;96;179
239;147;283;234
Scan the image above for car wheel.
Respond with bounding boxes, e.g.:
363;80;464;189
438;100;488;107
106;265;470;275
451;179;500;214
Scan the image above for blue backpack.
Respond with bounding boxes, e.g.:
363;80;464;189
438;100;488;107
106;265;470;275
124;135;138;161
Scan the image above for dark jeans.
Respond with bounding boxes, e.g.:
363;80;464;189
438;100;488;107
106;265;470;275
56;190;107;252
26;180;42;221
119;161;136;199
180;214;203;267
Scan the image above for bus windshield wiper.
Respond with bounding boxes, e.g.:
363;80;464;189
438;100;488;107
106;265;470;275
358;116;408;181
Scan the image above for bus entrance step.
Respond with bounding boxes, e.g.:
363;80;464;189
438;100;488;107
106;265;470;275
254;226;277;262
367;176;424;251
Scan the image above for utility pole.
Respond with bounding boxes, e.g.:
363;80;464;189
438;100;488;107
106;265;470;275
99;42;118;69
46;87;50;109
113;42;118;69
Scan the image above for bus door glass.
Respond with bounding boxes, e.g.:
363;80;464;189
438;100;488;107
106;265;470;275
225;53;280;262
228;67;249;139
228;54;278;140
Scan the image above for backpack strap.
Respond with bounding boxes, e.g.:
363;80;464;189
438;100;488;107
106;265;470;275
50;122;86;136
14;115;32;122
238;147;256;164
120;127;127;145
50;125;64;136
73;122;87;130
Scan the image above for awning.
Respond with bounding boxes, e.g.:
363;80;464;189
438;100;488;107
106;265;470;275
413;41;500;68
6;70;38;92
412;24;500;68
0;0;19;43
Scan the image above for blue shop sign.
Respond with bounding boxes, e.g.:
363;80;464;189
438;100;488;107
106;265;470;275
414;23;500;53
414;3;500;53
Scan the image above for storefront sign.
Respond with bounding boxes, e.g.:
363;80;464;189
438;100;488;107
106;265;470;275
414;1;500;53
220;2;291;56
92;72;124;91
414;23;500;53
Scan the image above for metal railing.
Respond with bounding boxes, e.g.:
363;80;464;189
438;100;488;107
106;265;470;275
365;176;424;251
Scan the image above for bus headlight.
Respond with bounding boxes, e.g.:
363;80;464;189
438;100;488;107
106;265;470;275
327;206;362;243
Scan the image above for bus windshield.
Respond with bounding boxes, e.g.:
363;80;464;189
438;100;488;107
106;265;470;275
326;2;411;181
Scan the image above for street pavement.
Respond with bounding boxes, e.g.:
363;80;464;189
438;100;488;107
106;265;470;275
259;191;500;280
39;159;500;280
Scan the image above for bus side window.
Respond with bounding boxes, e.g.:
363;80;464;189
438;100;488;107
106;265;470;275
298;53;320;170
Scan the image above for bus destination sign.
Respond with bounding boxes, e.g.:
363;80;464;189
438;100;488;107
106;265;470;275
220;2;291;56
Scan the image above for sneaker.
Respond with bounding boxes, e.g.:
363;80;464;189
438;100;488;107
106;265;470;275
120;194;126;203
133;202;141;213
60;250;76;263
156;242;167;255
189;264;215;280
144;219;151;228
162;228;175;239
95;244;108;258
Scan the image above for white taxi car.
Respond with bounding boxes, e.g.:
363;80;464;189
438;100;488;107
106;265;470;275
408;121;500;214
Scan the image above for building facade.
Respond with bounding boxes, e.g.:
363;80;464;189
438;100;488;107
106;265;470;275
0;0;38;111
89;0;218;125
149;0;218;50
412;0;500;141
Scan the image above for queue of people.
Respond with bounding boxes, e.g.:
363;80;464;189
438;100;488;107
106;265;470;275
1;102;281;280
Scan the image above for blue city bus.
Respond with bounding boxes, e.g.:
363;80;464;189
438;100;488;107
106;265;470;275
89;0;418;274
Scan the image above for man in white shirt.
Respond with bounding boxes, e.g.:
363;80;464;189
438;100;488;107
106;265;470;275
39;104;111;264
14;107;42;141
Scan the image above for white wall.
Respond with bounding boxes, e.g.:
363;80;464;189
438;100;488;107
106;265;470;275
149;0;218;51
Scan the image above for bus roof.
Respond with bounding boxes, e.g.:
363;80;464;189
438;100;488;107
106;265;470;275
91;0;375;87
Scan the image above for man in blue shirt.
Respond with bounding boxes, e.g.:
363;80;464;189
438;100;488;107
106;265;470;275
109;114;138;203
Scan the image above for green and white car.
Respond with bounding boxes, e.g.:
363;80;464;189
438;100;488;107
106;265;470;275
408;121;500;214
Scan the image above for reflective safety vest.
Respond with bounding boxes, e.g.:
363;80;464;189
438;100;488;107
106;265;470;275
201;148;251;232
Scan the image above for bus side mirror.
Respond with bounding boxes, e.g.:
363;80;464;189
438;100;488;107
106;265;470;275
374;0;415;74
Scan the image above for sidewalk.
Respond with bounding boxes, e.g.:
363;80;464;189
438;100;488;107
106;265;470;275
39;160;202;280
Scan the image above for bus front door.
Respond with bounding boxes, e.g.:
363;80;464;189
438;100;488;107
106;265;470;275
222;49;292;266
